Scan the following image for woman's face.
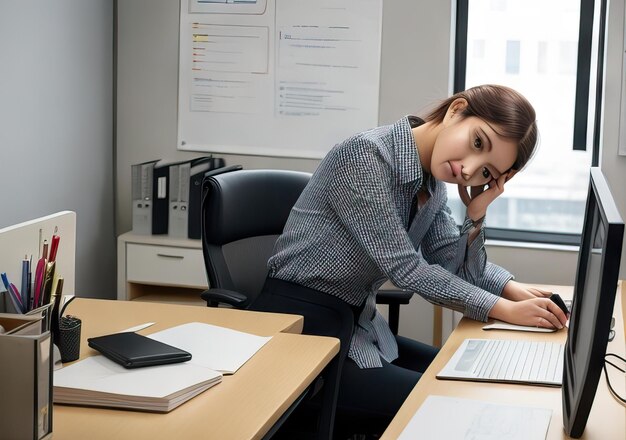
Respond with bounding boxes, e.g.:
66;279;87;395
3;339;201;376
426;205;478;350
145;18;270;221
430;112;518;187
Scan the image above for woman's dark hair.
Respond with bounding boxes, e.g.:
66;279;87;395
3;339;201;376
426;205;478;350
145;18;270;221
424;84;538;171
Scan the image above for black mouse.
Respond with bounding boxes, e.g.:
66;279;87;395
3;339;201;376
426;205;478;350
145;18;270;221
550;293;570;316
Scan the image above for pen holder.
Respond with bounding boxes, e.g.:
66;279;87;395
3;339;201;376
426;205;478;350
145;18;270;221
58;316;81;363
0;328;53;439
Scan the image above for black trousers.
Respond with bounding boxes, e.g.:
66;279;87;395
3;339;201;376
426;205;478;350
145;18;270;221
338;336;439;417
335;336;439;435
254;278;439;436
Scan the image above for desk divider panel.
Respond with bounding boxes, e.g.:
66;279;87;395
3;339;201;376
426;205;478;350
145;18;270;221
0;211;76;312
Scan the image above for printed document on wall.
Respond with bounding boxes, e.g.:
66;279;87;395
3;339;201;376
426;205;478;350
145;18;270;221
275;0;381;126
188;23;269;115
177;0;382;158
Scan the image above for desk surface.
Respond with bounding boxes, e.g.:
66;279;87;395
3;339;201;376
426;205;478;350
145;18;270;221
53;299;339;440
65;298;305;337
382;284;626;440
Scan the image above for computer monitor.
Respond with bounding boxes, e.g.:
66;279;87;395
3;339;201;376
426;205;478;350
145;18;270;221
562;167;624;438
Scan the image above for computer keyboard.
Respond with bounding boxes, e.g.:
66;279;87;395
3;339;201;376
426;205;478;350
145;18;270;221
458;339;563;383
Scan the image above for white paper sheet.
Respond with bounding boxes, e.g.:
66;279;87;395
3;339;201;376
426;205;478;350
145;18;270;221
398;395;552;440
147;322;272;374
275;0;380;121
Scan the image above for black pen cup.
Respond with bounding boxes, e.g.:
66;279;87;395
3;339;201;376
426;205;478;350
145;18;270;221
58;316;81;363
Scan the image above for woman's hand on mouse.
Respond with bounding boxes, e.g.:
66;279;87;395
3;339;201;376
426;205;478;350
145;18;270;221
502;280;553;302
490;296;568;329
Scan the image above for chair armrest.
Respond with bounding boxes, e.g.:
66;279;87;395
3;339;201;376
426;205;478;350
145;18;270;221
200;288;249;308
376;289;412;335
376;289;413;305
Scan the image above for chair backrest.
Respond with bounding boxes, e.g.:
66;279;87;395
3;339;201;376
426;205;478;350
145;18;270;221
201;169;312;303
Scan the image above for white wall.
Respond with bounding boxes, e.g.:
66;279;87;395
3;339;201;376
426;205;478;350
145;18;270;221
0;1;115;299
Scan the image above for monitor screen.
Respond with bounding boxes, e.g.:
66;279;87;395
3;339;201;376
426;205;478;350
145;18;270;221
562;167;624;438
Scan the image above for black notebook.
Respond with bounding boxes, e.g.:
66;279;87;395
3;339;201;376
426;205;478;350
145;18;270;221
88;332;192;369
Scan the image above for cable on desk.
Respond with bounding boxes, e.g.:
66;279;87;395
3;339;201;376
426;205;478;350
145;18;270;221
603;353;626;404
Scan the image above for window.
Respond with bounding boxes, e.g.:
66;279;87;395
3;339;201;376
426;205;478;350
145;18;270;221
473;39;485;58
537;41;548;74
505;40;520;74
451;0;605;244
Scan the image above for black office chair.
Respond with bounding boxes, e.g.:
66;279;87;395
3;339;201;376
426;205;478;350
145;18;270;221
200;169;308;307
199;169;412;438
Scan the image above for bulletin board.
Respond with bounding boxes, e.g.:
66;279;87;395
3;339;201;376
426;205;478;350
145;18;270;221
177;0;383;159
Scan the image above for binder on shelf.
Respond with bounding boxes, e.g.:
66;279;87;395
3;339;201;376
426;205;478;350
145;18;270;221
152;159;186;235
131;159;159;235
188;164;242;239
167;160;192;238
0;315;53;440
168;157;218;238
154;156;230;237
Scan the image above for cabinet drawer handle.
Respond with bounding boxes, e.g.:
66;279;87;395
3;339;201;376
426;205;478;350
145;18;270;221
156;253;184;259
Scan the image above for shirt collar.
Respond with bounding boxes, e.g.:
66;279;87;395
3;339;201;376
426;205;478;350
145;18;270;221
392;116;423;185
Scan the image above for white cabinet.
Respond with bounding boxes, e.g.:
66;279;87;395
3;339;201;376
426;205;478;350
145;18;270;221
117;232;208;305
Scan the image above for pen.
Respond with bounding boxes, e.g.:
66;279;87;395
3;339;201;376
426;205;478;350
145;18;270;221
42;239;49;260
33;257;47;308
1;273;24;314
2;274;22;313
1;272;9;292
41;261;56;306
9;283;25;313
49;228;60;262
27;255;33;310
50;277;63;345
21;255;29;311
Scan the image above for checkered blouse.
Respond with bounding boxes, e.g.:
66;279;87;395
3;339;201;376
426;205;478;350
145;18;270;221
268;116;513;368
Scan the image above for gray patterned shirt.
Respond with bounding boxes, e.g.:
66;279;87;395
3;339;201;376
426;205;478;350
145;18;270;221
268;117;513;368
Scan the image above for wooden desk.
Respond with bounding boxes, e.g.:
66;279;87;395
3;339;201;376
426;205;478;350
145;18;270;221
53;299;339;440
382;284;626;439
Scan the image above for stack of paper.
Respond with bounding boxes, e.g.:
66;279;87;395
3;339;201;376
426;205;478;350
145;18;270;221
54;356;221;412
53;322;272;412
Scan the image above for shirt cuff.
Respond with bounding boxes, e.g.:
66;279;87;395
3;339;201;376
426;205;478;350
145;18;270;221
477;262;514;296
460;216;480;235
448;275;500;322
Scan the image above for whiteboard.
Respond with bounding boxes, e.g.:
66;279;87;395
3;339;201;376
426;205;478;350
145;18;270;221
177;0;383;159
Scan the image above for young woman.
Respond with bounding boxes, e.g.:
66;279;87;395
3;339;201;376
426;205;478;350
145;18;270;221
262;84;568;433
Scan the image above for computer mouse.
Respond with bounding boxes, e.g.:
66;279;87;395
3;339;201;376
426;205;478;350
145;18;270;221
550;293;569;316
